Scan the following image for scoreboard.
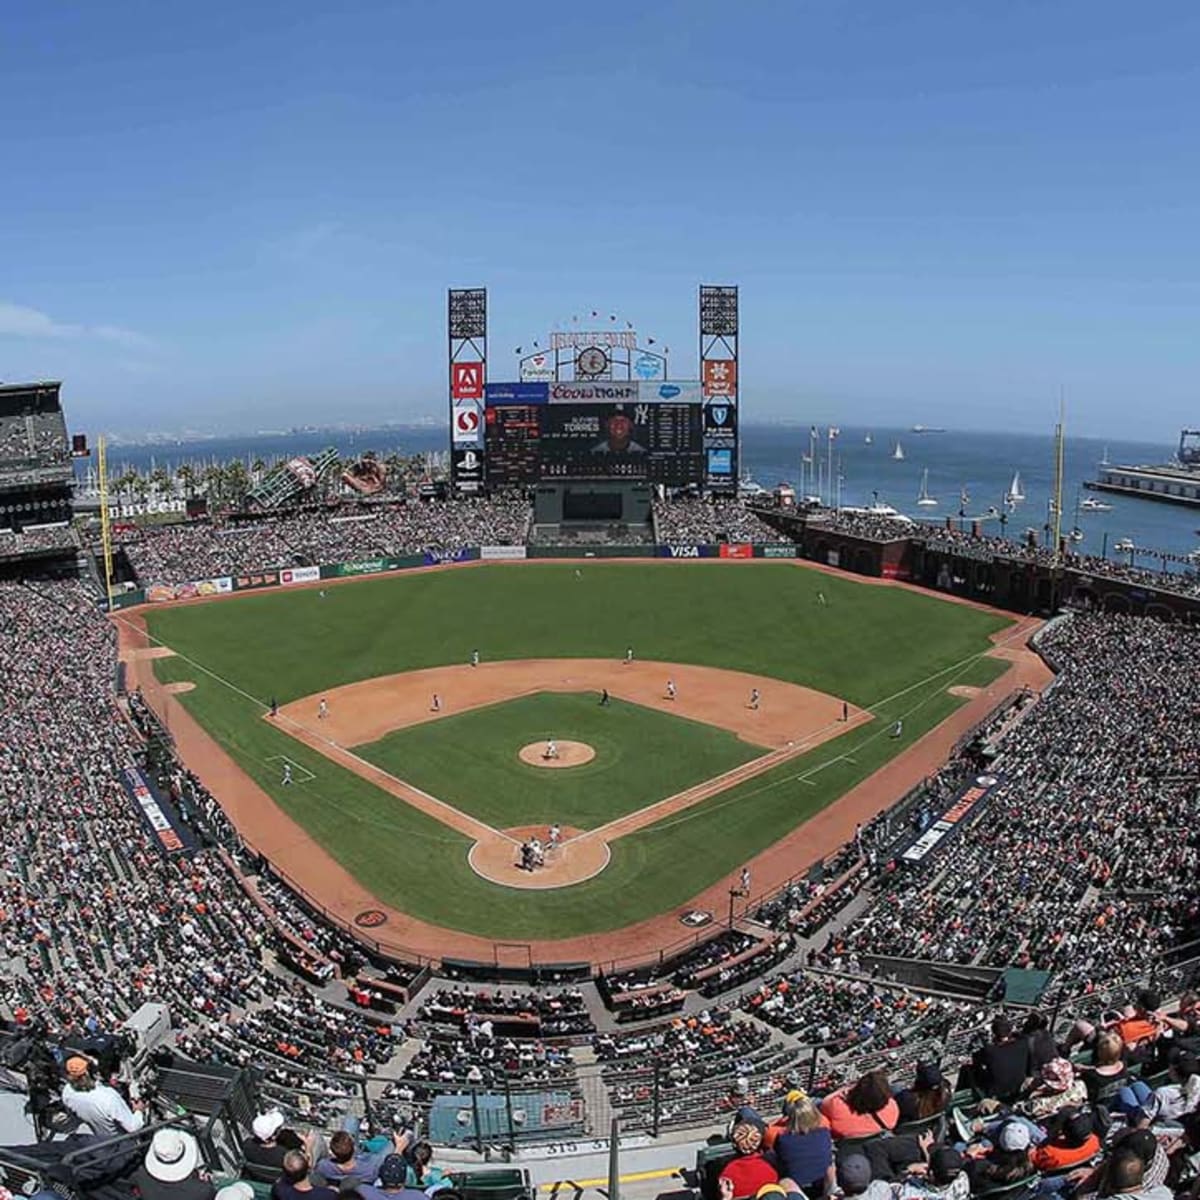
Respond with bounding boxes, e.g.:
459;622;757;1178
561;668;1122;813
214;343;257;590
483;384;705;488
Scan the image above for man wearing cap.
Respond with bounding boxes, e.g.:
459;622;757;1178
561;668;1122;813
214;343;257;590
60;1055;145;1139
133;1128;214;1200
242;1110;311;1172
834;1153;893;1200
719;1123;779;1197
897;1147;969;1200
356;1153;428;1200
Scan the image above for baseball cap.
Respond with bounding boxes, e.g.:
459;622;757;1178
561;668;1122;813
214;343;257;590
782;1088;808;1114
837;1154;873;1194
732;1122;762;1154
378;1154;409;1188
65;1056;90;1079
915;1062;943;1090
252;1110;285;1141
930;1147;964;1184
999;1121;1032;1152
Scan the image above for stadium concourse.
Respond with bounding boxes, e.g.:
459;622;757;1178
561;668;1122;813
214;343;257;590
3;501;1200;1200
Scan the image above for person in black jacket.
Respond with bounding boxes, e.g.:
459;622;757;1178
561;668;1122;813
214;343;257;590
972;1016;1032;1103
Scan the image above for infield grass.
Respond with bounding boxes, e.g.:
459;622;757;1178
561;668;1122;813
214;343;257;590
143;562;1013;939
356;691;760;830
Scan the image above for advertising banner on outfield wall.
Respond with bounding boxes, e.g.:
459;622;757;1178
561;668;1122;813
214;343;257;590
759;544;798;558
656;544;717;558
233;571;281;592
147;576;233;603
280;565;321;586
108;588;147;610
718;543;753;559
480;545;527;560
423;547;477;566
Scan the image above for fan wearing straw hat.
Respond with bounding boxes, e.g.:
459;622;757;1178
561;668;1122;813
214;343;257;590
132;1128;214;1200
60;1054;145;1139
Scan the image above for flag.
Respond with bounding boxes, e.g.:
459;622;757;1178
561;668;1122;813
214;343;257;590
514;346;522;354
591;310;597;318
960;486;970;507
647;337;656;345
533;340;539;348
626;320;633;329
609;313;616;321
810;425;818;441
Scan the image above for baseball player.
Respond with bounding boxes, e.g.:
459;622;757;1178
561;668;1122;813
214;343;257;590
599;688;610;707
548;823;562;850
842;700;849;722
749;688;760;710
545;737;559;760
319;589;327;600
470;648;480;668
817;591;827;607
890;719;903;738
281;763;293;786
318;697;328;720
269;696;278;718
624;645;634;665
431;693;442;712
665;679;676;701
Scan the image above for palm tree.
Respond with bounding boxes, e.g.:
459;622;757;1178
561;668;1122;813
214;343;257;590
225;460;250;504
149;466;171;497
176;463;197;498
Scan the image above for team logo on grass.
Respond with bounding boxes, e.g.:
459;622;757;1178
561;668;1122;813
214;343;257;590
354;909;388;928
679;909;714;927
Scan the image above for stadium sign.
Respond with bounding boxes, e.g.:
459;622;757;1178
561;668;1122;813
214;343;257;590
660;544;703;558
480;545;527;560
451;361;484;399
638;380;702;404
336;558;387;576
719;543;753;559
485;381;548;404
233;571;280;591
519;353;555;382
901;773;1004;864
452;399;484;446
280;566;321;586
761;544;798;558
122;766;193;856
549;381;638;404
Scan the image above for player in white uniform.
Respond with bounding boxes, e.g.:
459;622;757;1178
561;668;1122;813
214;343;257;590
666;679;676;700
625;646;634;664
281;763;293;786
545;737;559;760
318;697;328;720
471;648;480;667
749;688;760;710
548;823;562;850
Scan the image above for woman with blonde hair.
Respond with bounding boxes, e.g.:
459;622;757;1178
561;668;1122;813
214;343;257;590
774;1098;835;1197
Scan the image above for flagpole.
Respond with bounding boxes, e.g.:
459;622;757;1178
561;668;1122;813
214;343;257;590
826;428;834;508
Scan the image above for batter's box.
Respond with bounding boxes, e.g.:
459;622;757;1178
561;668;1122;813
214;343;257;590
266;755;316;783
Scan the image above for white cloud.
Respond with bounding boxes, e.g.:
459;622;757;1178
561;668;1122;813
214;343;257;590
0;301;153;349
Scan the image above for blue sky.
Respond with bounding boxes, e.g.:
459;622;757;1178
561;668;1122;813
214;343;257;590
1;1;1197;440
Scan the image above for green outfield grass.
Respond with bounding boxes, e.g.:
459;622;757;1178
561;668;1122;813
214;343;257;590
143;562;1013;940
356;691;760;830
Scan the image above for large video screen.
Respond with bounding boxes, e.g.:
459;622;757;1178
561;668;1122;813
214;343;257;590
485;401;703;487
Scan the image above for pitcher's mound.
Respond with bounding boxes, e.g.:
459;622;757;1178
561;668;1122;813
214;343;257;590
518;740;596;769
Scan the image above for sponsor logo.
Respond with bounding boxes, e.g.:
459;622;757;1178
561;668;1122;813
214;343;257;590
636;380;702;404
123;767;187;855
480;545;527;560
520;353;555;382
679;909;714;927
667;545;701;558
762;544;798;558
657;383;681;399
354;909;388;928
707;448;733;476
703;358;737;397
719;543;753;559
281;565;321;585
451;361;484;399
337;559;386;576
549;381;639;403
234;571;280;591
635;353;661;380
485;381;548;403
453;399;483;445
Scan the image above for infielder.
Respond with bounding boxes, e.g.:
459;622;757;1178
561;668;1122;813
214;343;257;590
281;763;293;786
430;693;442;712
470;648;480;668
318;697;328;720
666;679;676;701
548;823;562;850
545;737;559;760
749;688;760;710
624;646;634;664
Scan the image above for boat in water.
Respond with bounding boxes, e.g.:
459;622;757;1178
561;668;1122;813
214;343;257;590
892;441;905;461
911;425;946;434
1079;496;1112;512
1006;470;1025;506
1114;537;1135;553
864;433;873;445
916;469;938;508
1085;429;1200;509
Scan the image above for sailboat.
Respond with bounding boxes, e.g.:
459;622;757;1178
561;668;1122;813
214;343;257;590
864;433;873;446
892;441;905;461
916;469;938;507
1006;470;1025;506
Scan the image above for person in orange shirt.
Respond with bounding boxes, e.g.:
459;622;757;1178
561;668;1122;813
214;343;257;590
819;1069;900;1139
1031;1112;1101;1173
1114;989;1164;1051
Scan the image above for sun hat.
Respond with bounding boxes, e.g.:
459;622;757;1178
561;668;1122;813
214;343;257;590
377;1154;409;1188
252;1110;285;1141
215;1185;254;1200
144;1128;201;1182
1040;1058;1075;1093
999;1121;1032;1152
65;1056;90;1079
732;1122;763;1154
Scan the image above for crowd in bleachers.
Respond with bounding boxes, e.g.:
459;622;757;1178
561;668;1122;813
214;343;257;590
419;985;594;1037
654;497;781;544
833;613;1200;989
116;495;531;585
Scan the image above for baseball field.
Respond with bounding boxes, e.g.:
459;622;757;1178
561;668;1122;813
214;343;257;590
130;561;1022;947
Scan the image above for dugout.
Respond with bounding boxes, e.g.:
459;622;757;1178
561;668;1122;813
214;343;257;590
530;480;652;543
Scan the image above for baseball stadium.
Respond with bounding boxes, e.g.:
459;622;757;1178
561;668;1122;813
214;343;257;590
1;290;1199;1200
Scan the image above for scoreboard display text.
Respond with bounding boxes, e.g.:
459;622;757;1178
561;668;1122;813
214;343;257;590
486;401;703;486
